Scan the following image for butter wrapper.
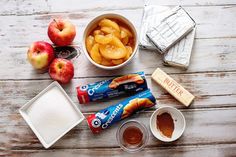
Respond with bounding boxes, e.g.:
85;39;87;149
140;5;172;50
146;6;196;53
163;28;196;69
152;68;194;106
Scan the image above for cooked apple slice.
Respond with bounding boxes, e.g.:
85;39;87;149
99;35;127;60
120;30;127;39
86;35;95;54
99;44;125;60
120;26;132;38
99;19;120;32
124;46;133;60
101;26;113;34
93;30;104;36
126;46;133;55
101;27;121;39
101;57;113;66
90;44;102;64
95;34;113;45
110;36;125;48
101;36;127;59
112;59;124;65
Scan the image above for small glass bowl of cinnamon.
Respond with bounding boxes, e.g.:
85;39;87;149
116;120;148;153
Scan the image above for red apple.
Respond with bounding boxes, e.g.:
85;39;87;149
27;41;55;70
49;58;74;84
48;19;76;46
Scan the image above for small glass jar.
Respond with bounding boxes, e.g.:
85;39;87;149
116;120;148;153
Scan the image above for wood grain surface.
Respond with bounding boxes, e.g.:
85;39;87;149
0;0;236;156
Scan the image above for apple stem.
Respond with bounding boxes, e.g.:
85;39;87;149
53;19;61;30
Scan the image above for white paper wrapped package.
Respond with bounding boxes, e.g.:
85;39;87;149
146;6;195;53
140;5;172;49
163;28;196;69
140;5;196;69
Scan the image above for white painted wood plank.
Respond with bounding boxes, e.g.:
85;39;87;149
0;6;235;79
0;0;144;15
0;72;236;122
2;144;236;157
146;0;236;6
1;0;236;16
0;37;235;79
1;6;235;48
1;108;236;149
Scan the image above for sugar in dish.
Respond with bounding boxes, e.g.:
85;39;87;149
19;82;84;148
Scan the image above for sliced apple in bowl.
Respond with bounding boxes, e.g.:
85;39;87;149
83;14;138;70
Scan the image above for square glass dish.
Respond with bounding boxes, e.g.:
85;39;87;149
19;81;84;148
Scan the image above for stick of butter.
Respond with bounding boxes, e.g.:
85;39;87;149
152;68;194;106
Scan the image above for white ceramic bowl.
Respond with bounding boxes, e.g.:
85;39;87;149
82;13;138;70
19;82;85;148
150;106;186;142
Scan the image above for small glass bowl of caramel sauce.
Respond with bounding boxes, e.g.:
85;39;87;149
116;120;148;153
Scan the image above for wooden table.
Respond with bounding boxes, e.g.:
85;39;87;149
1;0;236;156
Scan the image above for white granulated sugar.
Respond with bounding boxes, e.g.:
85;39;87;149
25;86;81;145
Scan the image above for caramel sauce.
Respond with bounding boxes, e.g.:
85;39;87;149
156;112;174;138
123;126;143;145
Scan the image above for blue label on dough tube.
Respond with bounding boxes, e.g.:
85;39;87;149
77;72;148;104
86;89;156;133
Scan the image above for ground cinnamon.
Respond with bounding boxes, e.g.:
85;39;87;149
156;112;174;138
